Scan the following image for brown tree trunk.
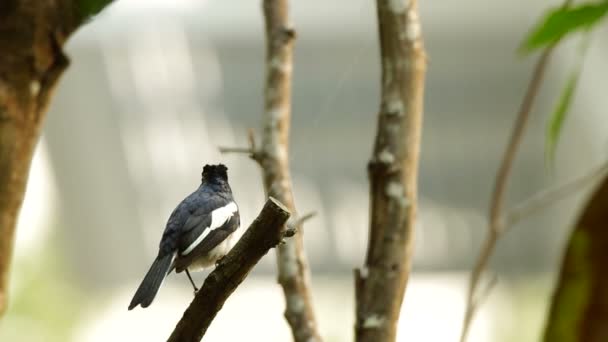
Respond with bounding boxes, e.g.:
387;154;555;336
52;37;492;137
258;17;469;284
354;0;426;341
543;175;608;342
0;0;112;317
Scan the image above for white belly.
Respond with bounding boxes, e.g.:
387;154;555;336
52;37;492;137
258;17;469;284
188;228;240;271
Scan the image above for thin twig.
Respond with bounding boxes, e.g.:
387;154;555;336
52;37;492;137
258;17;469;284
471;274;498;312
218;147;253;154
461;0;576;332
291;211;317;227
283;211;317;239
247;128;257;154
460;46;556;342
506;161;608;228
219;128;262;160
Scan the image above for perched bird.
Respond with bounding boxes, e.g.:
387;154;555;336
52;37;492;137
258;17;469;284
128;164;240;310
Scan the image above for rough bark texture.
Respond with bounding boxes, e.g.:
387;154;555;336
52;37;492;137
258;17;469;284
0;0;112;317
355;1;426;341
248;1;323;341
543;175;608;342
168;198;291;342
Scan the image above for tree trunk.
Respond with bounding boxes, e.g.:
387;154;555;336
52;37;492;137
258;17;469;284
544;175;608;342
355;0;426;341
0;0;112;317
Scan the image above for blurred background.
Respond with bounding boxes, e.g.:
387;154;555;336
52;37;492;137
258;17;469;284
2;0;608;341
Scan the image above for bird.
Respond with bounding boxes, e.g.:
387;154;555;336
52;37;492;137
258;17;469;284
128;164;240;310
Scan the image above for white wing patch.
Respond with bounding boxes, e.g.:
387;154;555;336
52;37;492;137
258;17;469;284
181;201;238;255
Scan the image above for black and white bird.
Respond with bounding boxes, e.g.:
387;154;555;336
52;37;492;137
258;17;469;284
128;164;240;310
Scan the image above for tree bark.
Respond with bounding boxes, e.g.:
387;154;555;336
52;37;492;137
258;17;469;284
543;175;608;342
168;197;291;342
355;1;426;341
243;1;323;341
0;0;113;318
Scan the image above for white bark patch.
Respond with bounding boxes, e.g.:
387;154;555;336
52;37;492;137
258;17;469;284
29;80;40;97
267;106;284;122
386;99;404;116
388;0;408;13
377;149;395;164
270;56;292;73
360;267;369;279
280;179;290;190
406;10;421;41
276;144;288;162
362;314;386;328
406;21;420;41
385;182;410;208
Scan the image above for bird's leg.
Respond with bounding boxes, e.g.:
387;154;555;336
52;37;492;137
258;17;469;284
185;269;199;295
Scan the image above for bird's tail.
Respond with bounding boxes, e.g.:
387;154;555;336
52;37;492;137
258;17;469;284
128;253;173;310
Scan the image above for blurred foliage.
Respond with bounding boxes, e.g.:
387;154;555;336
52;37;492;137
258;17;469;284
544;177;608;341
543;230;592;342
545;35;590;165
0;235;86;342
521;2;608;53
520;1;607;163
501;275;557;342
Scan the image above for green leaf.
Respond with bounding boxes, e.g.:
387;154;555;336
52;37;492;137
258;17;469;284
545;35;590;165
521;2;608;53
75;0;115;23
546;73;579;164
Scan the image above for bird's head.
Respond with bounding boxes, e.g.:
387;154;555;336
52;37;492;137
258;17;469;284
202;164;229;184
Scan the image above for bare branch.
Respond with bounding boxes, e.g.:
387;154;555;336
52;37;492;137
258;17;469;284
355;1;427;341
218;147;253;154
460;0;574;338
216;1;324;341
505;161;608;227
460;46;554;342
471;274;498;312
287;211;316;229
167;197;291;342
219;128;263;161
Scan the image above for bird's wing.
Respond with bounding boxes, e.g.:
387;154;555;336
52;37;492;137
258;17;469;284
177;198;238;254
158;193;224;257
173;214;240;272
